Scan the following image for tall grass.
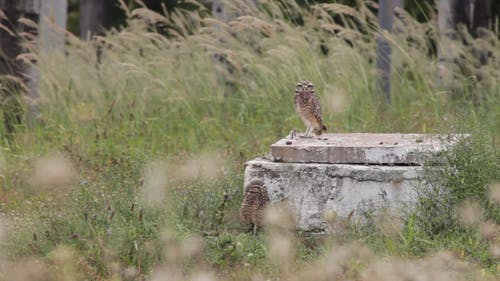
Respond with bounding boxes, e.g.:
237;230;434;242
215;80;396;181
0;0;498;280
14;0;497;158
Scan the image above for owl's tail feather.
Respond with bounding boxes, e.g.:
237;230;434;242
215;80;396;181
314;125;327;135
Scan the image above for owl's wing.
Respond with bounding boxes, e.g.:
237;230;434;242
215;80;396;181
262;188;270;203
310;94;324;122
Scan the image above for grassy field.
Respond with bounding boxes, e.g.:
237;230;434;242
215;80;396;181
0;1;498;280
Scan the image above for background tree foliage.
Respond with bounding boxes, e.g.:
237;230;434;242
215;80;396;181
65;0;499;37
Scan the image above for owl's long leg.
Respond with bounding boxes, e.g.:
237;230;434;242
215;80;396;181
303;126;313;138
252;223;257;236
299;126;314;138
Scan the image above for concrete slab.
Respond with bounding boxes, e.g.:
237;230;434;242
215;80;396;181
244;158;424;231
244;133;465;231
271;133;464;164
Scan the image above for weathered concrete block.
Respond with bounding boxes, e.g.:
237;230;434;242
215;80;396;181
244;134;464;231
244;158;422;231
271;133;461;164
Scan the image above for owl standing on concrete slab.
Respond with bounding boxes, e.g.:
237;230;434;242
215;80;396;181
240;180;269;236
294;80;327;137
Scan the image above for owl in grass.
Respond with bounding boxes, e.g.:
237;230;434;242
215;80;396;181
240;180;269;236
294;80;327;137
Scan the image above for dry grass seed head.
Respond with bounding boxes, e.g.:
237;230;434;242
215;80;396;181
160;228;180;260
0;150;5;175
31;154;76;191
322;209;338;224
479;221;499;241
179;235;204;260
263;202;295;230
324;84;349;113
123;267;139;281
0;218;5;245
489;244;500;259
150;267;183;281
373;210;404;237
359;251;475;281
140;160;169;207
295;243;372;281
488;182;500;204
265;232;294;272
161;228;203;262
190;271;218;281
2;258;49;281
49;245;81;280
455;200;483;226
176;151;225;182
131;8;167;25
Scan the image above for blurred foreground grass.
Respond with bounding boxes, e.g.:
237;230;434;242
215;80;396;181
0;1;498;280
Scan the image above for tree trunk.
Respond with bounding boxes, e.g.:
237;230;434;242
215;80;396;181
0;0;40;133
211;0;227;22
79;0;112;40
456;0;492;36
376;0;394;104
437;0;459;87
40;0;67;51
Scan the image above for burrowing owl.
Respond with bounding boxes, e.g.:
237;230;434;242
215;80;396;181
294;80;327;137
240;180;269;235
